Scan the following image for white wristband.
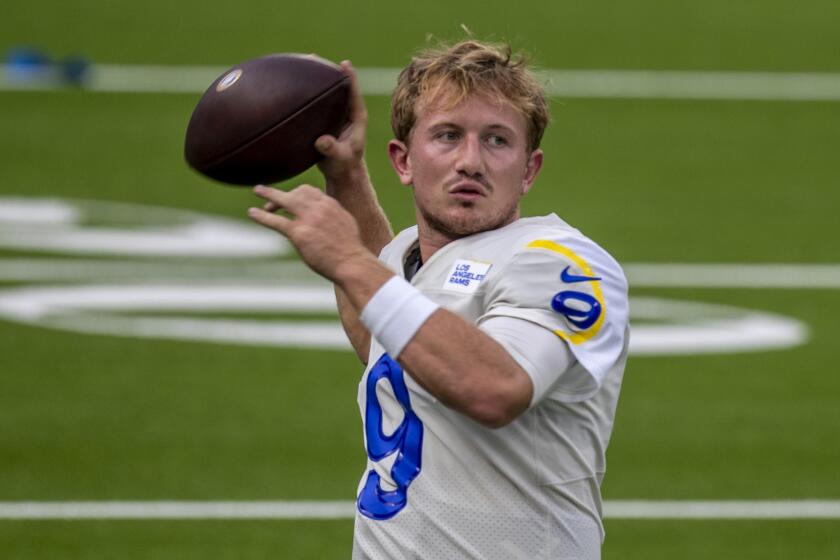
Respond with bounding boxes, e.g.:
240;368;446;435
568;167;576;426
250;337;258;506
359;276;440;358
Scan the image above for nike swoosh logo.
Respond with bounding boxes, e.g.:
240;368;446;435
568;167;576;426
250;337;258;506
560;265;602;283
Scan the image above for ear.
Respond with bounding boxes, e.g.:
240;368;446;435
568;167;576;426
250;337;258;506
521;148;544;195
388;139;413;186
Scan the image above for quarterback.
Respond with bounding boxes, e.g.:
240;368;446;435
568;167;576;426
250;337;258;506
249;40;629;559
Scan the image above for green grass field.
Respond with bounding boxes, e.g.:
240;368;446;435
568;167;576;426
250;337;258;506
2;1;839;558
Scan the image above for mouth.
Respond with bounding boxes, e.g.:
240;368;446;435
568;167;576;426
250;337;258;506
448;180;488;202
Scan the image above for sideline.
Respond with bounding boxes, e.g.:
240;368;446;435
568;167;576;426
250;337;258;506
1;500;839;520
3;64;840;101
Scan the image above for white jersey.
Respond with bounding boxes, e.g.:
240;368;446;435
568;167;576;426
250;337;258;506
353;214;629;560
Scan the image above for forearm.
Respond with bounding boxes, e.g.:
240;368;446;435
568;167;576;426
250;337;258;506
325;163;392;361
249;185;531;425
336;261;533;428
325;162;392;253
335;286;371;363
397;311;533;428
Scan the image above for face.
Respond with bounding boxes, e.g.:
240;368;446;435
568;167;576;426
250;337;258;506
388;93;543;249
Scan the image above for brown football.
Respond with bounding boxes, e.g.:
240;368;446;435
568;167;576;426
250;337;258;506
184;54;351;186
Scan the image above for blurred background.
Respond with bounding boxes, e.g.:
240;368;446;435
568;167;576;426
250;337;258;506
1;1;839;557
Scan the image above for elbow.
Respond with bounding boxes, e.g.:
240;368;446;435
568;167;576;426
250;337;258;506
476;413;516;430
348;329;371;365
467;397;529;429
461;372;533;429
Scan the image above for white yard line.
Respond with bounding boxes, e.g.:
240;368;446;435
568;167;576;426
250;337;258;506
604;500;840;520
0;258;314;283
1;500;839;520
2;259;839;289
623;263;840;289
0;501;354;520
3;64;840;101
540;69;840;101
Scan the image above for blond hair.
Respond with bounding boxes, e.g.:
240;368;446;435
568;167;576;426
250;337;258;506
391;40;549;152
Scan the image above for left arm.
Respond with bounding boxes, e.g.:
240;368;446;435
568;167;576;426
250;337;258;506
249;185;533;428
387;305;534;428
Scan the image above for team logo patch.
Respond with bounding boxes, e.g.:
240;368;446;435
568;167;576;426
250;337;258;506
552;290;602;330
555;265;603;330
443;259;492;294
526;239;607;344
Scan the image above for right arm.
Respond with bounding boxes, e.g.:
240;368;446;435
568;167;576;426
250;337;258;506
248;188;534;428
325;162;391;364
315;61;392;363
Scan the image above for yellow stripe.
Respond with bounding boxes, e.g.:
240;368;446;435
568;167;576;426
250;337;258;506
525;239;606;344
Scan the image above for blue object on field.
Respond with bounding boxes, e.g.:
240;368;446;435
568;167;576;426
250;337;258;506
6;47;53;81
61;55;92;86
6;47;92;87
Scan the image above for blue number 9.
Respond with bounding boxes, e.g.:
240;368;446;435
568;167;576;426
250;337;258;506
357;353;424;520
551;290;602;330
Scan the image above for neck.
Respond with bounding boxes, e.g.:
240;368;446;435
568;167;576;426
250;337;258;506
415;211;522;262
415;219;460;262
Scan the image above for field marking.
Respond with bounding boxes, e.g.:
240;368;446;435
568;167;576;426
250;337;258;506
0;284;809;355
1;500;839;520
0;197;288;258
624;263;840;289
2;258;839;289
4;64;840;101
0;258;315;283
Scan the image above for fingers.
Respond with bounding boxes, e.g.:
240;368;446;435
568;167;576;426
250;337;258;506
340;60;368;124
249;185;297;235
252;184;292;209
315;134;337;157
247;206;292;234
251;184;323;219
249;185;301;231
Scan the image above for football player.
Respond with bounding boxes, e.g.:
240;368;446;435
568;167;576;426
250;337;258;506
249;40;629;559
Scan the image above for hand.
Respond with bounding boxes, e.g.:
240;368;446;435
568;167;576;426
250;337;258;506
248;184;372;281
314;60;368;183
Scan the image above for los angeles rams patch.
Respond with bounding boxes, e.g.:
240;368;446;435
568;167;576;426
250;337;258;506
443;259;492;294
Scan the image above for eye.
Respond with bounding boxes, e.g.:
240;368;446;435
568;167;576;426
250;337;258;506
435;130;460;142
487;134;509;147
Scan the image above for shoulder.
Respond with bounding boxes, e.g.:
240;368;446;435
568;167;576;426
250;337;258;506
481;215;629;381
488;215;627;290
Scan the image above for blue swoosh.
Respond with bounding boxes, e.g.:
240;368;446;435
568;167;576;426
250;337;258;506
560;265;601;283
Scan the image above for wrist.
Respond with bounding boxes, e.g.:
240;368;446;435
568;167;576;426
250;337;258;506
359;276;440;358
324;160;369;195
332;253;394;306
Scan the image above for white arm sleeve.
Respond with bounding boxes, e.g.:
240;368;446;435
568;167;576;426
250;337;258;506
479;315;599;407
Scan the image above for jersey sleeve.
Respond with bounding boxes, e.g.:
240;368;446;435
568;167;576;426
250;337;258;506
480;315;601;405
479;235;629;394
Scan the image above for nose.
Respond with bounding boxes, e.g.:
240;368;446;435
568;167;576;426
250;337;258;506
454;134;485;177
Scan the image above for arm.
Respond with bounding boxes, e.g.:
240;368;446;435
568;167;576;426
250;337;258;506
265;61;392;363
323;163;390;365
336;257;533;428
248;186;533;428
401;314;533;428
316;62;392;251
318;63;392;364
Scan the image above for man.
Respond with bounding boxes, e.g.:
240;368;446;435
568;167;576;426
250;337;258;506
249;40;629;559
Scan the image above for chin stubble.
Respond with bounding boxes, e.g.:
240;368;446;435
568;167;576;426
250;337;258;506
419;199;519;239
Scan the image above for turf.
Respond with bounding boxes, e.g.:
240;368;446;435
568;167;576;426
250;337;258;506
2;0;840;558
1;520;839;559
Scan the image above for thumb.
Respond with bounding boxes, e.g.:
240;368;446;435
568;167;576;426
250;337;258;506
315;135;336;156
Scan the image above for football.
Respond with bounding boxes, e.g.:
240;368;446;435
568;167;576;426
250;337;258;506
184;54;351;186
